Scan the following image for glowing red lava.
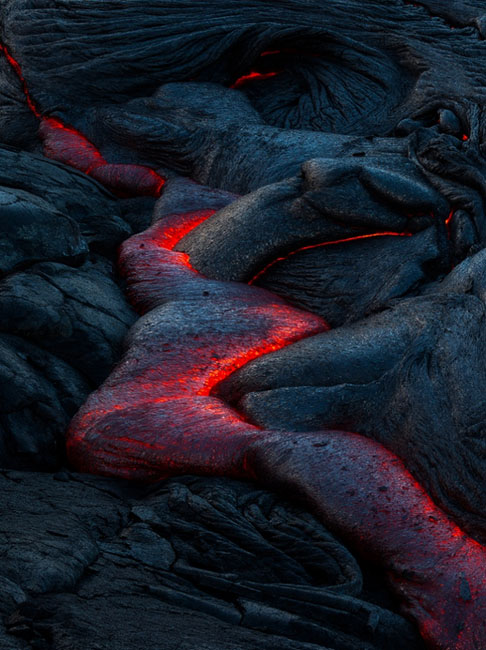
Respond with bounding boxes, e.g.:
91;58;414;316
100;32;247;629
66;199;486;649
231;71;279;89
0;43;165;197
249;231;411;284
0;42;41;117
3;34;486;650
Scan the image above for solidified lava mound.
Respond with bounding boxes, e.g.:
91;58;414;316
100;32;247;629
2;1;486;649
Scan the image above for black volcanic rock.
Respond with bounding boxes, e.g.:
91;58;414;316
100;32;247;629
0;145;134;471
2;0;486;647
0;54;37;152
0;187;87;277
0;261;135;384
0;473;423;650
0;334;90;469
0;146;131;255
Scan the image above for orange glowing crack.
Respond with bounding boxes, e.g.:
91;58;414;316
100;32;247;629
249;231;411;284
0;43;165;198
230;71;279;89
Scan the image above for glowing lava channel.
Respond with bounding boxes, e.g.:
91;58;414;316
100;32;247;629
4;33;486;650
67;195;486;649
0;43;165;197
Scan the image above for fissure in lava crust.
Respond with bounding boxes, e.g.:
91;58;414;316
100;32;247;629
249;232;412;284
4;28;486;650
0;43;165;198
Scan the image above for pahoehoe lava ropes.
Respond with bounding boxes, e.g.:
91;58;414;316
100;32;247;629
3;2;486;649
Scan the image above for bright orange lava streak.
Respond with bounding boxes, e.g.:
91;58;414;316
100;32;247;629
4;33;486;650
68;203;486;649
0;43;165;197
249;231;411;284
230;71;279;88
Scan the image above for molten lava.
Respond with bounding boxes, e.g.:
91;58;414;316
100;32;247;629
3;33;486;650
230;71;279;89
0;43;165;198
249;232;411;284
67;198;486;650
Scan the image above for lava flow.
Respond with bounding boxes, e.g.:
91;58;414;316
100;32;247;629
0;43;165;197
5;33;486;650
230;71;279;89
67;191;486;649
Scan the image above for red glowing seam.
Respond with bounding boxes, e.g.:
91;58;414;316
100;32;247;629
0;44;166;198
445;210;455;242
42;116;107;165
462;134;469;141
197;302;328;396
43;116;86;134
118;208;328;401
154;176;166;196
198;336;314;396
68;201;486;648
230;71;279;89
160;210;217;251
0;43;41;118
231;48;322;88
248;231;411;285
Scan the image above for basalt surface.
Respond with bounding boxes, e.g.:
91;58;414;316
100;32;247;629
2;1;486;649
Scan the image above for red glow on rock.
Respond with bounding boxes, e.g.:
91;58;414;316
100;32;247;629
68;201;486;648
0;42;40;118
445;210;454;240
38;119;166;197
145;210;216;252
230;71;279;89
88;163;165;198
0;44;165;198
462;134;469;141
249;232;411;285
40;117;106;173
6;30;486;650
68;206;328;472
39;117;166;196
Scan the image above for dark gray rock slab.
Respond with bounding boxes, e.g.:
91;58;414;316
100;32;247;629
0;148;135;470
0;473;423;650
0;186;87;277
0;334;90;469
0;261;135;384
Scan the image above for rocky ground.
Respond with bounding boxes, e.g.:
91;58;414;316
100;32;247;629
3;1;486;648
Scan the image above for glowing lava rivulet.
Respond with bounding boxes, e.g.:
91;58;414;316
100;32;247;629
2;38;486;650
0;42;165;198
67;197;486;650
